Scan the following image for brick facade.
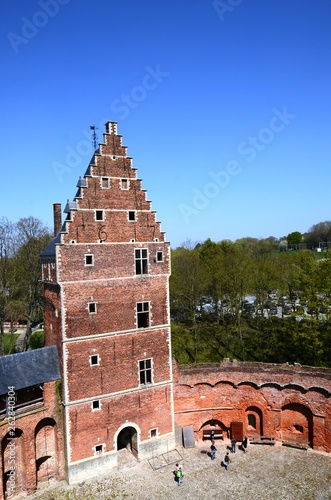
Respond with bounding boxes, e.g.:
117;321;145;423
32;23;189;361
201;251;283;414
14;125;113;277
41;122;175;484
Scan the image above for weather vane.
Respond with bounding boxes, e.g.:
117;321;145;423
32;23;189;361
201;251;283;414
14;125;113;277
90;125;98;150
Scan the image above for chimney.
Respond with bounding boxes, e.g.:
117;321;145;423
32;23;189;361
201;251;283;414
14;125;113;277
53;203;62;236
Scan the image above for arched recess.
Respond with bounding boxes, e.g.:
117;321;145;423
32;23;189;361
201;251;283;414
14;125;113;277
115;422;140;458
2;429;25;499
281;402;313;447
199;419;227;439
245;406;263;436
35;418;58;485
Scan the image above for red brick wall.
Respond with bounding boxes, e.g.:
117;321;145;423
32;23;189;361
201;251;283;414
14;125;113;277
65;328;172;401
173;359;331;452
68;385;173;462
0;381;64;498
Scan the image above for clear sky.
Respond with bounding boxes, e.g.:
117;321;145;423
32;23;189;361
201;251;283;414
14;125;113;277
1;0;330;248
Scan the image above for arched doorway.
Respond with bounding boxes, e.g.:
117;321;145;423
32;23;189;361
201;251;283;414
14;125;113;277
281;403;313;447
35;418;58;486
117;426;138;458
2;429;24;499
245;406;263;436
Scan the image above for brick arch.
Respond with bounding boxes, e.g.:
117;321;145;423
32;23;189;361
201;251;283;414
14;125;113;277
281;402;313;447
245;406;264;436
198;418;227;439
1;429;25;499
34;418;59;485
114;422;141;457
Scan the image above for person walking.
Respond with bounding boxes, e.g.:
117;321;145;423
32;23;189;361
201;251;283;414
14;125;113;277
231;436;237;453
242;436;248;453
175;468;183;486
224;451;231;470
210;442;217;460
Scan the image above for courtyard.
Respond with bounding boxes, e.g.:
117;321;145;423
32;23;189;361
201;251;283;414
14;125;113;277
30;439;331;500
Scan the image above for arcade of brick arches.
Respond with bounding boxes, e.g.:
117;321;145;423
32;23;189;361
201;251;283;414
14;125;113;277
0;122;330;498
173;360;331;451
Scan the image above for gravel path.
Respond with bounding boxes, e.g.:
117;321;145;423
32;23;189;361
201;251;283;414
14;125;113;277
31;440;331;500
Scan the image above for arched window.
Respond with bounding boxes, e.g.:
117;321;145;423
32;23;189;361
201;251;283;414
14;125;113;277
248;414;256;428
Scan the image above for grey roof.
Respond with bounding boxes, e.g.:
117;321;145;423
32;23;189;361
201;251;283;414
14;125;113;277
40;231;61;258
0;346;61;394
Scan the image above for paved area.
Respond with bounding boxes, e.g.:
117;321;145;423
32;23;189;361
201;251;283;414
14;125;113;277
31;440;331;500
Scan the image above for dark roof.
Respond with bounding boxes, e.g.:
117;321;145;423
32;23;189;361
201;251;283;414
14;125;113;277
40;232;61;258
0;346;61;394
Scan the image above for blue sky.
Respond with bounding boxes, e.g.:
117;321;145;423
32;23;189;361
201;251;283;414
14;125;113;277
1;0;330;248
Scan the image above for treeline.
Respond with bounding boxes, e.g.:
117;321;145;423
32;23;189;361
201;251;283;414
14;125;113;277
170;233;331;368
0;217;51;355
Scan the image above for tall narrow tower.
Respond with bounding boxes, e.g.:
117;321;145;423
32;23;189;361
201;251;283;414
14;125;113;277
41;122;174;483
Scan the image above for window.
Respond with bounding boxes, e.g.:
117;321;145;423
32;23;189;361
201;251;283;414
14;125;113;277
85;254;94;266
88;302;97;314
121;178;129;190
135;249;148;275
0;385;44;421
101;177;110;188
95;210;104;221
139;358;152;385
92;400;100;410
90;354;99;366
247;414;256;428
94;444;103;455
128;211;136;221
156;251;163;262
137;302;149;328
150;428;158;438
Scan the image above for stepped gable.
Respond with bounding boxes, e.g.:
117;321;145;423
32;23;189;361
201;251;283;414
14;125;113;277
61;121;165;244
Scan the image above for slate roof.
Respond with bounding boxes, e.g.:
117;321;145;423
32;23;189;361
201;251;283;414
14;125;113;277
40;231;61;258
0;346;61;394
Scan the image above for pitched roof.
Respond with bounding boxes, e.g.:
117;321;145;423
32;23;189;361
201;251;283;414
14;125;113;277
0;346;61;394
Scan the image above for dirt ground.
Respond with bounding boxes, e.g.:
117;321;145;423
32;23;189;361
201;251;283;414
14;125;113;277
31;439;331;500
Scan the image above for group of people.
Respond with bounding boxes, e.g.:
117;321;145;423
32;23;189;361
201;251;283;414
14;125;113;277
210;435;249;470
173;435;248;485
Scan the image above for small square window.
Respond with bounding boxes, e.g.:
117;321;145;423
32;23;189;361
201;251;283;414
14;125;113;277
128;211;136;221
88;302;97;314
96;210;104;221
95;444;103;455
121;178;129;190
156;251;163;262
101;177;110;188
150;428;158;438
92;400;100;410
85;254;94;266
90;354;99;366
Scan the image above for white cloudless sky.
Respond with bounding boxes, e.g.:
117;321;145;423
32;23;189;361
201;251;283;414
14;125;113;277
1;0;330;247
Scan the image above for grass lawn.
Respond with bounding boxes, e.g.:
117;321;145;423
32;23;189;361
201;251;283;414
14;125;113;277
4;333;20;354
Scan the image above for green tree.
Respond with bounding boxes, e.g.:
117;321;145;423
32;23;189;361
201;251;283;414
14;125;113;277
287;231;302;246
13;217;51;351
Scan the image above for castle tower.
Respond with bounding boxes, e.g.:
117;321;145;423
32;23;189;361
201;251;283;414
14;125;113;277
41;122;175;483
